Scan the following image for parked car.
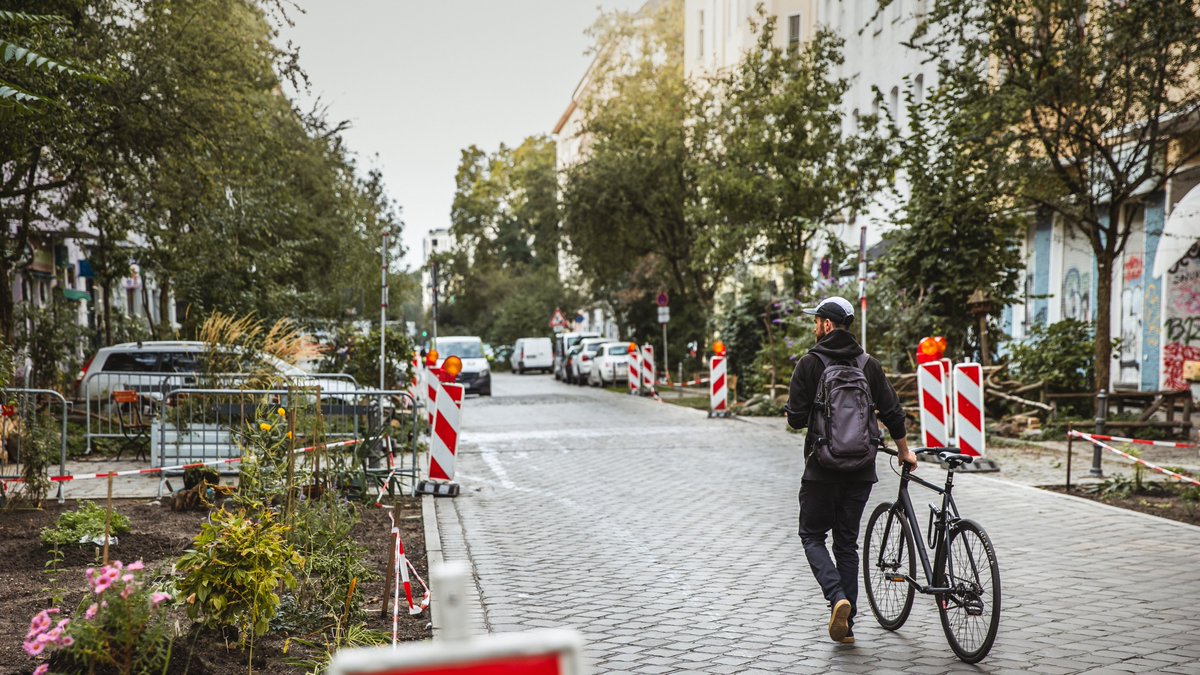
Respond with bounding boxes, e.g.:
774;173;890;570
554;331;600;381
568;338;609;385
588;341;631;386
434;335;491;396
511;337;553;374
74;341;363;402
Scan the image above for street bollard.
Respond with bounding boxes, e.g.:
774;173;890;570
433;560;472;641
1090;389;1108;477
1066;423;1073;491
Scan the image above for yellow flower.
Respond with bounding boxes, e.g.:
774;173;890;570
277;407;286;417
286;431;294;440
259;423;272;432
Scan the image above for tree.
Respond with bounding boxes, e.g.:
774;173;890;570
560;0;741;349
915;0;1200;392
879;80;1023;362
699;16;891;296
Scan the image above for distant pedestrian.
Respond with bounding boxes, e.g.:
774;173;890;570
784;296;917;644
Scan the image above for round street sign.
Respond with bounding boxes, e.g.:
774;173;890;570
656;292;669;307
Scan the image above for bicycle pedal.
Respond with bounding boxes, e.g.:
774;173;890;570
965;597;985;616
887;575;906;582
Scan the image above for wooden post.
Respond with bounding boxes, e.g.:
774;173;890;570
1066;424;1073;492
382;529;397;618
103;474;113;565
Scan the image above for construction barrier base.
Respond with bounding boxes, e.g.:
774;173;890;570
707;410;733;419
415;480;460;497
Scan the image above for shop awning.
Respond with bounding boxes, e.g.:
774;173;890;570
1156;184;1200;278
62;288;91;302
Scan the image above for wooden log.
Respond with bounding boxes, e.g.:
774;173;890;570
986;388;1054;412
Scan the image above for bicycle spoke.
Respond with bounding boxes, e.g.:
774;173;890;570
938;520;1000;664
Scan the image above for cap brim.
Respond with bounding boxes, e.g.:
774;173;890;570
801;308;819;316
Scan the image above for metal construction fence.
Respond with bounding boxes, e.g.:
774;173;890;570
80;370;359;454
151;387;421;498
0;387;69;504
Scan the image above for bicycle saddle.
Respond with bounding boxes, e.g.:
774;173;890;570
938;451;974;466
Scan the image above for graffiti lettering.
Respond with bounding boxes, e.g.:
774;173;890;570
1061;268;1091;322
1165;317;1200;345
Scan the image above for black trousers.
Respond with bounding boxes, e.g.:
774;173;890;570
798;480;874;626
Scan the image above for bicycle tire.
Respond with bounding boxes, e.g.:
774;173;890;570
937;518;1001;664
863;501;916;630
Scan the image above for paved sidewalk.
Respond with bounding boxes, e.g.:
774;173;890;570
435;374;1200;674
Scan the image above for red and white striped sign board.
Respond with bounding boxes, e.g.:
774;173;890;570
953;363;985;457
328;629;585;675
640;345;656;393
710;355;727;415
423;365;437;426
428;381;464;482
628;347;641;395
917;361;948;448
939;357;954;437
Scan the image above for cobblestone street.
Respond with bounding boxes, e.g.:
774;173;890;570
435;373;1200;674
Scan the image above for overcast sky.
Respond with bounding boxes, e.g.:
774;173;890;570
282;1;644;271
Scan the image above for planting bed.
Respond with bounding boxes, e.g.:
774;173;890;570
0;497;428;674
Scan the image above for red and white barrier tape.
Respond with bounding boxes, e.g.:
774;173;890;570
4;439;363;485
658;377;710;389
1069;431;1200;487
1073;432;1196;450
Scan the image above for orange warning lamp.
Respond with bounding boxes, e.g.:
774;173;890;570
712;340;727;357
425;349;439;367
916;336;946;364
442;355;463;378
627;342;638;354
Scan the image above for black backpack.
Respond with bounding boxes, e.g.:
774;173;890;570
809;352;883;472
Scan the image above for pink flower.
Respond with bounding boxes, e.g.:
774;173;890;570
84;603;98;620
54;619;69;631
121;585;134;599
33;663;49;675
23;639;44;656
150;592;172;606
127;560;144;571
59;635;74;647
122;574;134;584
93;578;111;595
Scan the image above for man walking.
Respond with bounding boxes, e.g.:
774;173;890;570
785;296;917;644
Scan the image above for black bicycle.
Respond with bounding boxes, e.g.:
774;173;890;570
862;446;1001;664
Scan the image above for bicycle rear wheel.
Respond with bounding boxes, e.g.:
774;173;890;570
937;519;1001;664
862;501;916;630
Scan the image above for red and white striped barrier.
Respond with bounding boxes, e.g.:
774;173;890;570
1069;430;1200;487
424;365;438;426
939;357;954;435
628;347;641;396
953;363;985;458
641;345;656;394
1076;433;1197;450
917;361;949;448
31;439;362;485
428;381;464;483
709;355;728;417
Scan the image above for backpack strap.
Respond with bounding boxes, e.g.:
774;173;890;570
812;352;832;368
855;352;869;369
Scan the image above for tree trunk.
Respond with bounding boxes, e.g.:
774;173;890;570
141;278;157;339
102;281;113;346
0;261;12;346
158;276;172;338
1093;253;1114;398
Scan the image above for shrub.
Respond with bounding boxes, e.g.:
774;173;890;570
40;501;131;547
1008;319;1096;392
289;495;376;625
176;508;303;645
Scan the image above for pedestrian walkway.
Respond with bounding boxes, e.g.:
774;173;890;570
434;373;1200;674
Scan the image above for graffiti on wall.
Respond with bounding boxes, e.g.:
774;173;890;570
1118;256;1144;383
1061;268;1091;322
1164;242;1200;390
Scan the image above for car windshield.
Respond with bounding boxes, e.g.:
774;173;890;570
438;340;483;359
584;343;604;355
607;345;627;356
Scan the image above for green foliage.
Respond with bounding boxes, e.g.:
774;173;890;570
40;500;131;547
14;296;90;391
0;9;105;115
716;279;769;397
289;495;376;625
176;507;303;644
699;16;891;296
320;325;415;391
860;280;938;373
1008;319;1096;393
12;416;59;508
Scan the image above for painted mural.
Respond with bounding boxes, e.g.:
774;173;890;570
1119;255;1144;384
1164;241;1200;390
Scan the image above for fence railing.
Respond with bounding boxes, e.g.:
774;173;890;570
0;387;70;504
79;370;359;454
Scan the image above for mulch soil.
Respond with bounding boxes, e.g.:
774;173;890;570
0;496;429;675
1042;483;1200;526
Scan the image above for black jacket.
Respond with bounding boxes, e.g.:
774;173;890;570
785;329;907;483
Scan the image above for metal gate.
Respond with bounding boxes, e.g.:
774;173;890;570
0;388;69;504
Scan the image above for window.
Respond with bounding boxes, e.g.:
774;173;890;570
787;14;802;48
607;345;627;356
698;10;705;59
436;339;484;359
890;86;900;117
915;74;925;105
102;352;161;373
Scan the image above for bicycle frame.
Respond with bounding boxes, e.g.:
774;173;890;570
884;463;962;595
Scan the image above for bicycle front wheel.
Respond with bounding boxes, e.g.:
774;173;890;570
937;519;1001;664
862;501;916;630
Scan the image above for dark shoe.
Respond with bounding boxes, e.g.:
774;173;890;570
828;599;851;642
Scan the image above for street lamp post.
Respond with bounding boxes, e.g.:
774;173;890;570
380;231;389;391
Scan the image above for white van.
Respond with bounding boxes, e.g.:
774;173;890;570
435;335;491;396
511;337;553;374
553;331;600;381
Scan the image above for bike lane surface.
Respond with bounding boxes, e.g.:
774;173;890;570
434;374;1200;674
